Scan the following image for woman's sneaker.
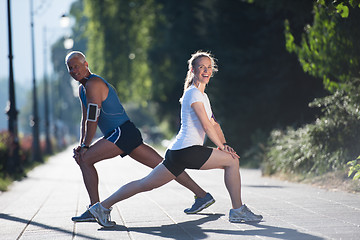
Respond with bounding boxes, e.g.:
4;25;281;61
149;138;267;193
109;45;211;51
89;202;116;227
71;205;96;222
184;193;215;214
229;204;263;223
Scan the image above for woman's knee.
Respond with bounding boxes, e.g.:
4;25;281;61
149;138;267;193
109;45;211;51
224;155;239;168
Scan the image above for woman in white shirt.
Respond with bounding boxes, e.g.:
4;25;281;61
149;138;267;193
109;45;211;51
89;51;263;227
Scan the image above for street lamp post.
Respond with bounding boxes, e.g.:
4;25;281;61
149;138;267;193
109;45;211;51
60;14;74;50
6;0;21;173
30;0;42;162
43;26;52;155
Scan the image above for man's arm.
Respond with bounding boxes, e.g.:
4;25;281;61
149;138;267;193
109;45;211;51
81;77;106;147
79;85;86;145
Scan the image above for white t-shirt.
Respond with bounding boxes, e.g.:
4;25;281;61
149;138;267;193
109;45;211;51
168;85;213;150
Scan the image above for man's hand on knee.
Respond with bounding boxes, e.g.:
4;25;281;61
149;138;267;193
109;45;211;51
73;147;85;165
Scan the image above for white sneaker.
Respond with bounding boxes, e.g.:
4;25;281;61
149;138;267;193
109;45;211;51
89;202;116;227
229;204;263;223
71;205;96;222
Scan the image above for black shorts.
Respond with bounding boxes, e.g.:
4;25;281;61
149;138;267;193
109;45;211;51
162;145;213;177
103;121;143;157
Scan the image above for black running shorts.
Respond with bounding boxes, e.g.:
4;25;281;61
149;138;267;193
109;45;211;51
162;145;213;177
103;121;143;157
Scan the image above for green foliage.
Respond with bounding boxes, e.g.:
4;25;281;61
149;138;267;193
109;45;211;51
336;3;350;17
285;4;360;92
84;0;157;104
46;0;87;143
264;85;360;176
268;1;360;179
0;131;9;172
0;131;31;191
348;156;360;180
317;0;360;16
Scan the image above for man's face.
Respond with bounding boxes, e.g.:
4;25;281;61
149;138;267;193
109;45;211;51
66;57;88;81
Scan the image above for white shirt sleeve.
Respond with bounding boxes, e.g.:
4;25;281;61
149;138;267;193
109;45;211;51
187;87;204;106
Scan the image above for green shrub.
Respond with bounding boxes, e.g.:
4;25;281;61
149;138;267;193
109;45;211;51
263;85;360;177
348;156;360;180
0;131;10;173
0;131;33;191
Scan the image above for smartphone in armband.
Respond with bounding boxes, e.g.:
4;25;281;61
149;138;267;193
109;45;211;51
87;103;100;122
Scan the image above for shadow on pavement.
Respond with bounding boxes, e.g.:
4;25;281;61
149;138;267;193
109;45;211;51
0;213;98;240
99;213;324;240
238;222;324;240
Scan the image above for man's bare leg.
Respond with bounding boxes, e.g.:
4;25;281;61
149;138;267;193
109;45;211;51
79;139;124;205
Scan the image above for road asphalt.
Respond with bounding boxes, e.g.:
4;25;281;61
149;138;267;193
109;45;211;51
0;145;359;240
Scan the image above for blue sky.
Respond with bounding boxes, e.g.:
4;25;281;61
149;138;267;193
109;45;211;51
0;0;75;89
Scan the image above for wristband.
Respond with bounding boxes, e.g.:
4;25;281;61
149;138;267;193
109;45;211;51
218;145;226;151
80;143;89;149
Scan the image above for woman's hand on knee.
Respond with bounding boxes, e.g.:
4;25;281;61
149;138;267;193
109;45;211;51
221;144;240;159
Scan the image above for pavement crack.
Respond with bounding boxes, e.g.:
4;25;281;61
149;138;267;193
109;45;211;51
16;191;52;240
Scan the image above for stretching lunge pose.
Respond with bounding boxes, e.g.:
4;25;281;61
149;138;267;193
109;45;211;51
66;51;214;222
88;51;263;227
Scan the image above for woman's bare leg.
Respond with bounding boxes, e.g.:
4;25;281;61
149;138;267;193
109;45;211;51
130;143;207;198
200;148;242;209
101;164;176;209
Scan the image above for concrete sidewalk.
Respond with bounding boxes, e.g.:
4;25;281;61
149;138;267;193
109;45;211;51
0;146;359;240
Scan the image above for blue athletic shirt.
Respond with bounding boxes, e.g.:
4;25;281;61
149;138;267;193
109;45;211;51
79;74;130;135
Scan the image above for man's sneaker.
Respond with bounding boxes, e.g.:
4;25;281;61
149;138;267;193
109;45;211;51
229;204;263;223
71;206;96;222
89;202;116;227
184;193;215;214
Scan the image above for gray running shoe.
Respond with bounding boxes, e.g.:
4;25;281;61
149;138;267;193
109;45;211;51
184;193;215;214
71;206;96;222
89;202;116;227
229;204;263;223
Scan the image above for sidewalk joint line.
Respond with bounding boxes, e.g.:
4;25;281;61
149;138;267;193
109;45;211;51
16;191;52;240
143;193;196;240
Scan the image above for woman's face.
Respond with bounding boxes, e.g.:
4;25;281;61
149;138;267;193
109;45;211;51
193;56;213;85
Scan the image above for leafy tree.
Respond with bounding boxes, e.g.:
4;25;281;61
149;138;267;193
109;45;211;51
263;1;360;177
285;2;360;92
84;0;157;104
49;0;88;146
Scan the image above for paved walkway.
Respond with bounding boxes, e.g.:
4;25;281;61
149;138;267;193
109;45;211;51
0;145;359;240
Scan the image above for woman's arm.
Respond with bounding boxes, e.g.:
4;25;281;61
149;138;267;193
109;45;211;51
192;102;225;149
210;117;238;156
210;117;226;144
192;102;239;158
